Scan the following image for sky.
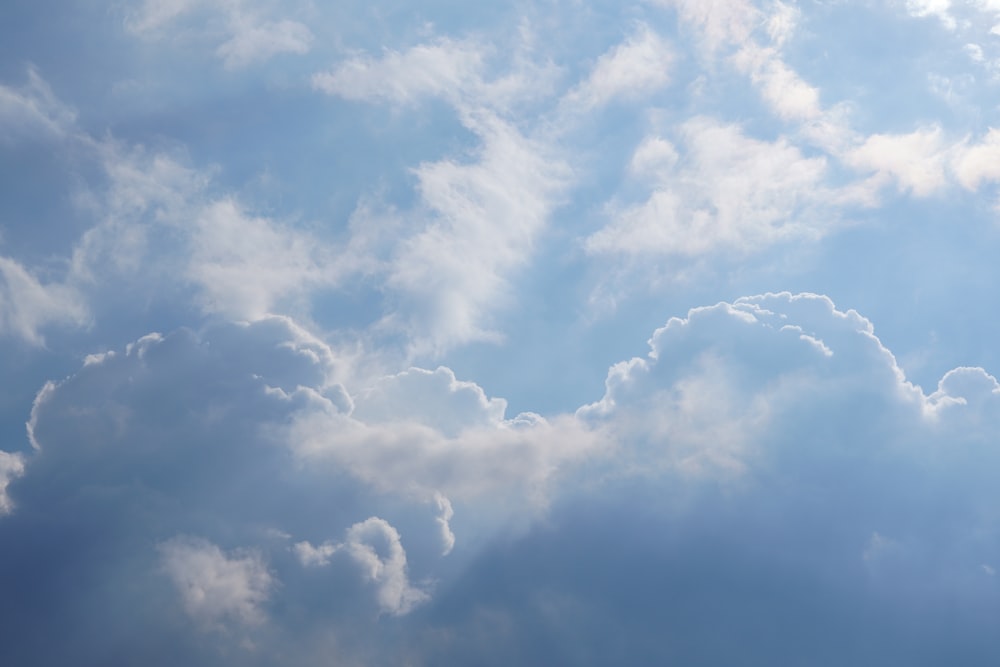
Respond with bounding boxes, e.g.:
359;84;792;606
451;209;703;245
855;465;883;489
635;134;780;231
3;0;1000;664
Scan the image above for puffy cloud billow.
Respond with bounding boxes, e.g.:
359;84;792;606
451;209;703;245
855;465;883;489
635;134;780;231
401;293;1000;665
1;294;1000;663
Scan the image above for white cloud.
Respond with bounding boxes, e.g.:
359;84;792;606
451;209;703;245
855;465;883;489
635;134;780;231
216;18;312;69
312;33;557;115
965;42;986;62
0;67;77;142
905;0;956;29
0;451;25;515
434;492;456;556
187;199;338;319
58;137;367;325
316;37;570;352
586;118;829;257
765;1;800;47
343;517;428;616
293;539;339;567
652;0;759;53
351;366;506;437
159;536;274;628
124;0;200;34
0;257;88;345
579;292;927;475
288;367;600;501
384;111;570;352
846;126;951;197
733;43;822;121
124;0;313;68
312;39;485;107
562;24;674;111
294;517;428;615
952;128;1000;190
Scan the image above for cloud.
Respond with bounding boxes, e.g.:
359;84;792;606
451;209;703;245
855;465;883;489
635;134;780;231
186;198;338;319
0;316;441;659
846;126;951;196
586;118;829;257
0;257;89;345
342;517;428;616
296;517;431;617
314;35;570;352
733;43;823;122
287;363;600;501
10;3;1000;664
293;539;339;567
652;0;759;53
350;366;507;436
124;0;313;68
905;0;957;29
407;292;1000;663
159;536;275;628
562;24;674;112
953;127;1000;190
61;135;360;324
1;314;598;653
0;451;25;514
215;18;312;69
312;39;485;107
434;492;456;556
123;0;200;34
380;111;569;352
313;40;566;349
8;287;1000;663
578;292;926;476
0;67;77;142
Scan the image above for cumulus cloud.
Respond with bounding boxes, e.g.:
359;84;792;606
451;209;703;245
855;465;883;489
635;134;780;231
7;286;1000;663
0;314;600;653
215;17;312;69
845;126;951;196
578;292;925;474
386;112;570;351
0;67;77;141
0;257;88;345
159;536;274;628
586;118;829;257
562;24;674;112
187;198;338;319
434;492;456;556
953;127;1000;190
51;130;364;325
652;0;759;53
315;38;569;351
406;292;1000;663
0;451;25;514
906;0;957;29
124;0;313;68
287;363;600;501
5;70;343;334
312;39;485;107
293;539;340;567
342;517;428;616
733;43;823;122
11;2;1000;664
123;0;200;34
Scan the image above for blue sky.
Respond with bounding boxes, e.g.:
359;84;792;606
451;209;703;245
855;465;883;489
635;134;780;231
3;0;1000;663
